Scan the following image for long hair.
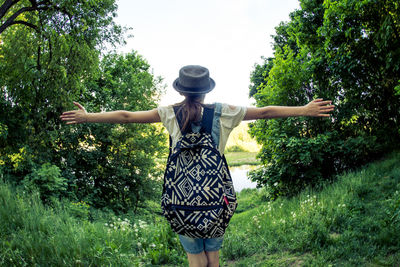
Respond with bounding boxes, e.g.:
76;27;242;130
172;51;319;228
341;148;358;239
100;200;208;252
174;94;211;132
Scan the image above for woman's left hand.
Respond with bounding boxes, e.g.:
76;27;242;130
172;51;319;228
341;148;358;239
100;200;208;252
60;102;88;124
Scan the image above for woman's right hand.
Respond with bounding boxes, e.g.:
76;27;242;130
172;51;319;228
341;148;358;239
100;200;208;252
60;102;88;124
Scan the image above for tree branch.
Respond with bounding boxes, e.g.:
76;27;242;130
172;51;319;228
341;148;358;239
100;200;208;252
0;0;21;21
0;20;38;34
0;6;37;34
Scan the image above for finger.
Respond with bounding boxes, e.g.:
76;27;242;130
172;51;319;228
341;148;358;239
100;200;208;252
73;101;85;111
321;106;335;111
313;98;324;102
66;121;77;125
60;114;76;119
318;114;331;117
61;117;75;121
60;115;76;120
61;111;77;115
317;100;332;106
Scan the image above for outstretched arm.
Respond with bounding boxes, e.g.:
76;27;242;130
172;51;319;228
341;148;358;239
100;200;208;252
243;99;334;121
60;102;161;124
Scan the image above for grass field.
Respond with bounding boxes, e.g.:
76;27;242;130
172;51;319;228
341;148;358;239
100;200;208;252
1;152;399;266
221;151;400;266
225;151;260;166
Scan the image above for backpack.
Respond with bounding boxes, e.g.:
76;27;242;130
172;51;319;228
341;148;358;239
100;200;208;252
161;103;238;238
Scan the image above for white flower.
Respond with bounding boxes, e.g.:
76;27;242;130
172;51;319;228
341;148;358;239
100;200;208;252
150;243;156;248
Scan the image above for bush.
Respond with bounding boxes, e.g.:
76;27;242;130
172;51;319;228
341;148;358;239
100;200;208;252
67;201;90;220
22;163;67;202
249;125;383;199
225;145;247;153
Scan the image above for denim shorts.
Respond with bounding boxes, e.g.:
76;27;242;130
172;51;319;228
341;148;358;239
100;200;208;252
178;235;224;254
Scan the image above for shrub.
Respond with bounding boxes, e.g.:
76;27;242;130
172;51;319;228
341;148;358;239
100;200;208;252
22;163;67;202
248;127;382;199
67;201;90;220
225;145;247;153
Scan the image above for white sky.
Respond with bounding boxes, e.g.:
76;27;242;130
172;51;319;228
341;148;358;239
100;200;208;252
115;0;300;107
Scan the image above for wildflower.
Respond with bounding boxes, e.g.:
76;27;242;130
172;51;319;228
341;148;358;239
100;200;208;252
150;243;156;248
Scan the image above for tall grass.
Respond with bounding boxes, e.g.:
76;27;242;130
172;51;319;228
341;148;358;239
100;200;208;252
1;152;399;266
222;152;400;266
0;184;187;266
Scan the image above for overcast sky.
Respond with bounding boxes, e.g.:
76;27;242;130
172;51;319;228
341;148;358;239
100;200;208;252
115;0;300;107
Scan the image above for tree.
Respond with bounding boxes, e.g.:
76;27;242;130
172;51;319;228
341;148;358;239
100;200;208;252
0;0;167;212
0;0;122;185
249;0;400;198
57;52;167;212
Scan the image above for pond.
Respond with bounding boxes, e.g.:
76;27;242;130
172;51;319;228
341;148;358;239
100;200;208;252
229;165;259;192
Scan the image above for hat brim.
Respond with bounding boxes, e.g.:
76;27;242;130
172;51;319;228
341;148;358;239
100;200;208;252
173;78;215;95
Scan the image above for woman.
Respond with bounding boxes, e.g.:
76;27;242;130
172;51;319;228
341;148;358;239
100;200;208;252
61;65;334;267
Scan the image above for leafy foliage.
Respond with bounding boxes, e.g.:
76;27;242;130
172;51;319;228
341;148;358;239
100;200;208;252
249;0;400;197
0;0;167;212
22;163;67;202
57;52;167;212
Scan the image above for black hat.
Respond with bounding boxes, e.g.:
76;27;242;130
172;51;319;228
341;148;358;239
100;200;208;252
173;65;216;95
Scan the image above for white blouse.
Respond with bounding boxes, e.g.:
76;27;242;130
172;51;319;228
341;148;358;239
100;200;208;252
157;103;247;154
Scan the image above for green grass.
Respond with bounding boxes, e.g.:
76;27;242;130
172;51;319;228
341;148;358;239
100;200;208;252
0;184;187;266
221;151;400;266
225;152;260;166
225;122;261;153
1;151;400;266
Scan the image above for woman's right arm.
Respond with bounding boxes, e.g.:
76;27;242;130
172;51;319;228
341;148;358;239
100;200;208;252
60;102;161;124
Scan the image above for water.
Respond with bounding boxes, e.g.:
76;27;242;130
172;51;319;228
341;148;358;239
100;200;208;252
229;165;258;192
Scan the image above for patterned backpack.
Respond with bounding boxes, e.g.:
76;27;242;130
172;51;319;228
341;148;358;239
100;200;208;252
161;103;238;238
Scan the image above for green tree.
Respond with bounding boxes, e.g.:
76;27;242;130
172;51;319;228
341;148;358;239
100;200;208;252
249;0;400;198
57;52;167;212
0;0;122;182
0;0;167;212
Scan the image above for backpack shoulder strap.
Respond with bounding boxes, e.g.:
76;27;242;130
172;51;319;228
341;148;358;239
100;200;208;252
211;103;222;148
200;106;214;134
172;104;215;134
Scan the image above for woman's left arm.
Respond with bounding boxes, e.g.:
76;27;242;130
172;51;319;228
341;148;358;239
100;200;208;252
243;99;334;120
60;102;161;124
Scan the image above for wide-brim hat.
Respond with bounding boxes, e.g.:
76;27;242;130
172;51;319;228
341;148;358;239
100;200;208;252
173;65;215;95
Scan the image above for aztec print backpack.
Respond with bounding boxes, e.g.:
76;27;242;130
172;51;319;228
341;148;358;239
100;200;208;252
161;103;238;238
